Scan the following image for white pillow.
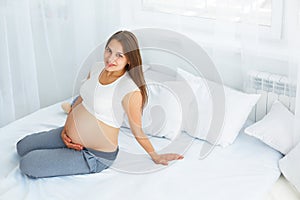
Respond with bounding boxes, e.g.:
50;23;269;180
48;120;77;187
244;101;297;155
144;67;176;82
176;68;261;147
162;80;195;135
122;79;183;140
279;142;300;192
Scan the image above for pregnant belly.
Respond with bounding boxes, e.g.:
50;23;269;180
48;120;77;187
66;103;119;151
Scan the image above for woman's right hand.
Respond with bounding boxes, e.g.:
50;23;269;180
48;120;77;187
61;126;83;151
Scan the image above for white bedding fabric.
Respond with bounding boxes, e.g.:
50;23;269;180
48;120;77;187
0;100;282;200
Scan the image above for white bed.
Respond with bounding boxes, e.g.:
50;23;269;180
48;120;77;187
0;99;283;200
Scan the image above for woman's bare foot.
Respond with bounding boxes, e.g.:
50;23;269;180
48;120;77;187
61;102;72;114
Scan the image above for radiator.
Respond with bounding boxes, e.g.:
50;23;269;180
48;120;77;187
245;70;296;122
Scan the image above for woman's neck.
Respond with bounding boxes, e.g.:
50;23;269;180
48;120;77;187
104;69;126;78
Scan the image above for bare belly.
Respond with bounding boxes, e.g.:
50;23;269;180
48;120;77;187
65;103;119;152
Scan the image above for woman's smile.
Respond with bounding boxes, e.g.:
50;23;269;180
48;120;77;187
108;63;117;67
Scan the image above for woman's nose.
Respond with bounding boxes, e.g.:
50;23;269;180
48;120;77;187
108;54;117;63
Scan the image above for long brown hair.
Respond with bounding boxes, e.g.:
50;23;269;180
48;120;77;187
106;30;148;111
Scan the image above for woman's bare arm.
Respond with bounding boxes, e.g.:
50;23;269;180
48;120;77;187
122;91;184;165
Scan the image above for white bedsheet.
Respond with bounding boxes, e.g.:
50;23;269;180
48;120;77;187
0;100;282;200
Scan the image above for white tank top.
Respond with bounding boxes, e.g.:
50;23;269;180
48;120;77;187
80;62;140;128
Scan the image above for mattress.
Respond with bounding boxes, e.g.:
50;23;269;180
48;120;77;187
0;100;282;200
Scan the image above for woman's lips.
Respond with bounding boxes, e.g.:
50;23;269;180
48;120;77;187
108;63;116;67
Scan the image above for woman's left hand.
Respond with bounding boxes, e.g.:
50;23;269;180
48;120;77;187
151;153;184;165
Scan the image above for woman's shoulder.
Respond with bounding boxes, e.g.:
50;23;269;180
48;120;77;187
116;73;141;93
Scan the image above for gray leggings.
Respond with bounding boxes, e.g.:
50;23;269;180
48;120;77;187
16;127;118;178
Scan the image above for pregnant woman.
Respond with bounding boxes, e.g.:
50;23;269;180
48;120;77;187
16;30;183;178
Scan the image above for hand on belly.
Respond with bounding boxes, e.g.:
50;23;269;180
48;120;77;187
61;127;83;151
65;104;119;151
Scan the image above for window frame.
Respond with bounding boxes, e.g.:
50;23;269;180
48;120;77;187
140;0;284;39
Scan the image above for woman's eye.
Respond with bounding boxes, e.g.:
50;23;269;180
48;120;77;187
105;48;111;53
116;53;123;58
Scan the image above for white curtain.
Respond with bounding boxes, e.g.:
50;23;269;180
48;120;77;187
0;0;40;127
0;0;121;127
285;0;300;148
211;0;261;89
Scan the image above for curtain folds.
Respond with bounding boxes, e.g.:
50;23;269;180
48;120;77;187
0;0;120;127
286;0;300;147
0;0;40;127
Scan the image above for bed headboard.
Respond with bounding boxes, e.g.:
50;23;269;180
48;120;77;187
245;70;296;122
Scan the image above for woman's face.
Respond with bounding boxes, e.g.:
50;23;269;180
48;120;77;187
104;39;128;72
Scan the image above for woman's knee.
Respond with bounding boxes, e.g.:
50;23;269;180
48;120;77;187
19;151;38;178
16;135;31;157
19;150;47;178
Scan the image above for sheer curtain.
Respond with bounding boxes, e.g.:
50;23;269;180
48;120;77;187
0;0;120;127
0;0;40;127
211;0;261;89
286;0;300;149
